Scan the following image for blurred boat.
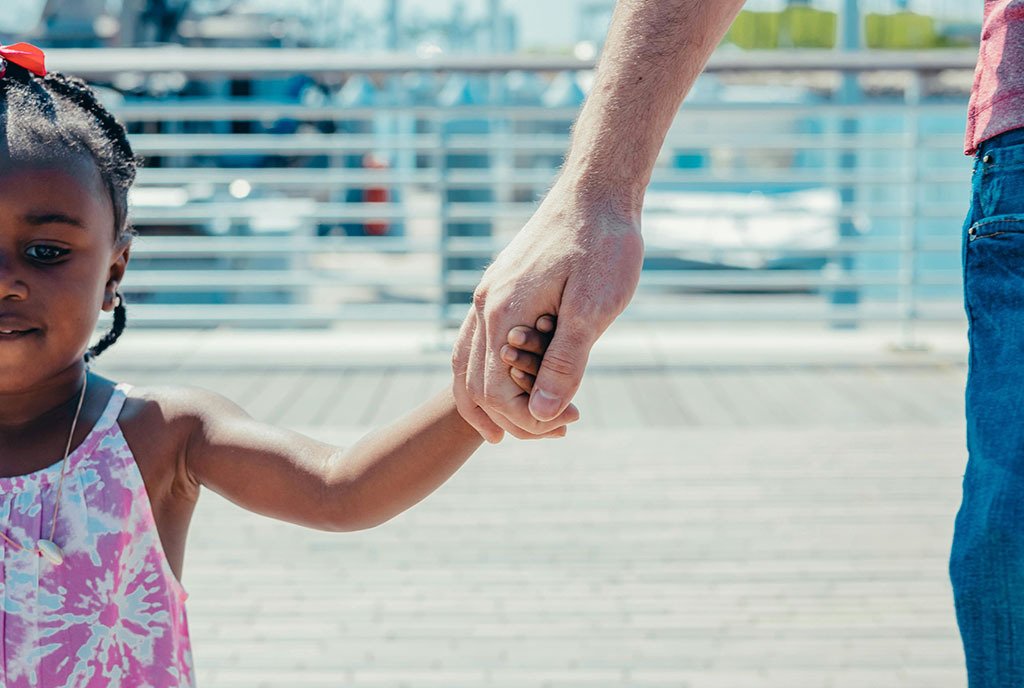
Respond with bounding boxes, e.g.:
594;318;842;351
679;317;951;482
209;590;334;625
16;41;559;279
642;187;841;278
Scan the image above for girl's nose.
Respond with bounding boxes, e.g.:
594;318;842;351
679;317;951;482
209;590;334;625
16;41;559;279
0;253;28;300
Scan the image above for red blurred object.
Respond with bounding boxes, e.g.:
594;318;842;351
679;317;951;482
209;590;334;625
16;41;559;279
0;42;47;78
362;154;389;236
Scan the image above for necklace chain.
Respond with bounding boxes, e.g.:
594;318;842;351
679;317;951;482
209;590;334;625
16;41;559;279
0;366;89;556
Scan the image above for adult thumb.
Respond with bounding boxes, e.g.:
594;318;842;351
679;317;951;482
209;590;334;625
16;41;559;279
529;319;594;422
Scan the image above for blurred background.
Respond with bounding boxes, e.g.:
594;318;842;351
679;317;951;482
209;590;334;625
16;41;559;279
0;0;984;337
2;2;985;687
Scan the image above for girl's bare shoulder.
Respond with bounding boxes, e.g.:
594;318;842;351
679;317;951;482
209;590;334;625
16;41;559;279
115;381;240;500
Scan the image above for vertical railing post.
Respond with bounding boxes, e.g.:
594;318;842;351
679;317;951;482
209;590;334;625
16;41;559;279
437;111;452;336
897;70;927;351
830;0;863;330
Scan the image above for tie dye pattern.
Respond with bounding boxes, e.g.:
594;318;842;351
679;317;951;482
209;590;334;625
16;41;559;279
0;380;194;687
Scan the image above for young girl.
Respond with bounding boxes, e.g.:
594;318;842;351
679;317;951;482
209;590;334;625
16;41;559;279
0;43;577;687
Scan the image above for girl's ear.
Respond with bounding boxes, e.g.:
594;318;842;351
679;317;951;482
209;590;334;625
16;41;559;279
104;240;130;312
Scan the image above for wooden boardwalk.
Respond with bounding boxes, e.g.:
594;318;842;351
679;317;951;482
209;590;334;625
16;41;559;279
92;327;971;688
100;362;967;432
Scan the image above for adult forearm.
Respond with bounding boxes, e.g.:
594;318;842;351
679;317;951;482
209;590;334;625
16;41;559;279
324;387;483;531
559;0;746;219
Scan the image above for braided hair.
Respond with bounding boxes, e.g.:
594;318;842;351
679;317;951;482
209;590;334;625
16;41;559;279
0;61;141;363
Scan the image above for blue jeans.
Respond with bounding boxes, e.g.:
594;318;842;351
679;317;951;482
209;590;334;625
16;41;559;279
951;126;1024;685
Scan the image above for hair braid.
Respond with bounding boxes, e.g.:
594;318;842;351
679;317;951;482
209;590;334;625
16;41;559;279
85;292;127;366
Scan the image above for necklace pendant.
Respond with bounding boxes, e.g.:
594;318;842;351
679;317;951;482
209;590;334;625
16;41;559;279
36;539;64;565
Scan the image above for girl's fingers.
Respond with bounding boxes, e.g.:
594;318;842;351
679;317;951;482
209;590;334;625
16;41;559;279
501;345;541;376
507;326;551;355
536;314;556;333
504;314;555;396
540;425;567;439
510;366;535;393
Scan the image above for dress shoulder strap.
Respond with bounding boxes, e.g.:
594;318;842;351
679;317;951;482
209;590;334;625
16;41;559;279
94;380;132;433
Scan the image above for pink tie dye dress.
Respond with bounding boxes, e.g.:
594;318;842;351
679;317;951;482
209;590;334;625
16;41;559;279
0;380;195;687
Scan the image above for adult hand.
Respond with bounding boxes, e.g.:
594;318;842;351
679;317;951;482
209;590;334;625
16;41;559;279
452;179;644;442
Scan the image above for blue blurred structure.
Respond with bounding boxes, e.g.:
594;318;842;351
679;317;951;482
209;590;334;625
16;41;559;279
15;48;970;346
0;1;982;345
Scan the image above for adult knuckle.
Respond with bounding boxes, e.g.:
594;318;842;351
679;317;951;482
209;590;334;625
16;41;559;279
483;299;514;330
466;376;485;400
472;287;488;312
481;389;508;409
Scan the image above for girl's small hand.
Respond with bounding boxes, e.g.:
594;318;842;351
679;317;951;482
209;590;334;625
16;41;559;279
502;314;556;394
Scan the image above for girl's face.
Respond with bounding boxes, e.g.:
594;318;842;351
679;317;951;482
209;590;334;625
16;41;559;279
0;156;130;393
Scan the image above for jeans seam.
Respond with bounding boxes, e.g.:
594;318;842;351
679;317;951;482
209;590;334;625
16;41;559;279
968;216;1024;241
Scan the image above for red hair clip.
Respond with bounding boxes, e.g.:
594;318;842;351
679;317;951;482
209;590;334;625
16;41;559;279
0;42;47;78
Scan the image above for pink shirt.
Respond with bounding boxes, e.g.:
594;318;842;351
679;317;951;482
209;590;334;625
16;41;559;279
966;0;1024;154
0;380;195;687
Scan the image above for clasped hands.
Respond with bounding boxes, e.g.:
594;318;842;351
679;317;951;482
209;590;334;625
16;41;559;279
450;191;644;443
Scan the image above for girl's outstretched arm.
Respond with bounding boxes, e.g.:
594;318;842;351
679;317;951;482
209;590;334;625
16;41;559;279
175;318;571;532
178;385;542;532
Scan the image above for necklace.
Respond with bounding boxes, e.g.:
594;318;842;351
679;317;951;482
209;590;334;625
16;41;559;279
0;368;89;565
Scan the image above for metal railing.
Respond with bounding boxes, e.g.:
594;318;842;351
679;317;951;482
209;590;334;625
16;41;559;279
43;49;977;340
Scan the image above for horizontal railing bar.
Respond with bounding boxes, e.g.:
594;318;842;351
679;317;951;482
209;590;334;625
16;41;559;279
128;205;966;224
131;167;971;188
131;133;442;153
131;236;431;254
128;236;960;256
439;203;962;219
118;303;436;325
115;269;962;290
122;272;438;289
48;48;977;79
129;203;407;221
438;303;967;324
455;173;968;185
134;169;440;185
109;102;969;123
615;307;967;323
441;271;960;290
438;237;961;253
127;132;966;154
106;301;969;327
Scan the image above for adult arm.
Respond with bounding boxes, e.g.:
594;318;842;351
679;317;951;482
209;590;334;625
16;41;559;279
453;0;748;442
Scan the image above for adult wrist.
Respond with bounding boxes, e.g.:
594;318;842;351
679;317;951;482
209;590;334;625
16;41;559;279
547;169;645;230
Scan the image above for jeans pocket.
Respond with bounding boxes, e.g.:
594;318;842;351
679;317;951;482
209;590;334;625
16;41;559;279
964;216;1024;332
979;142;1024;218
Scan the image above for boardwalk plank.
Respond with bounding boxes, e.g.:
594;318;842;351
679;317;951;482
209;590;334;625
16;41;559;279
586;372;647;428
316;369;389;427
244;370;307;423
866;367;947;424
369;369;432;427
782;366;873;427
897;367;965;422
573;377;607;430
819;368;895;426
667;369;741;427
625;370;693;427
700;368;777;426
277;369;333;428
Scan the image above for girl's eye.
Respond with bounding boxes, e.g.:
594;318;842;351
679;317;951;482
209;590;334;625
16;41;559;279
26;245;70;262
